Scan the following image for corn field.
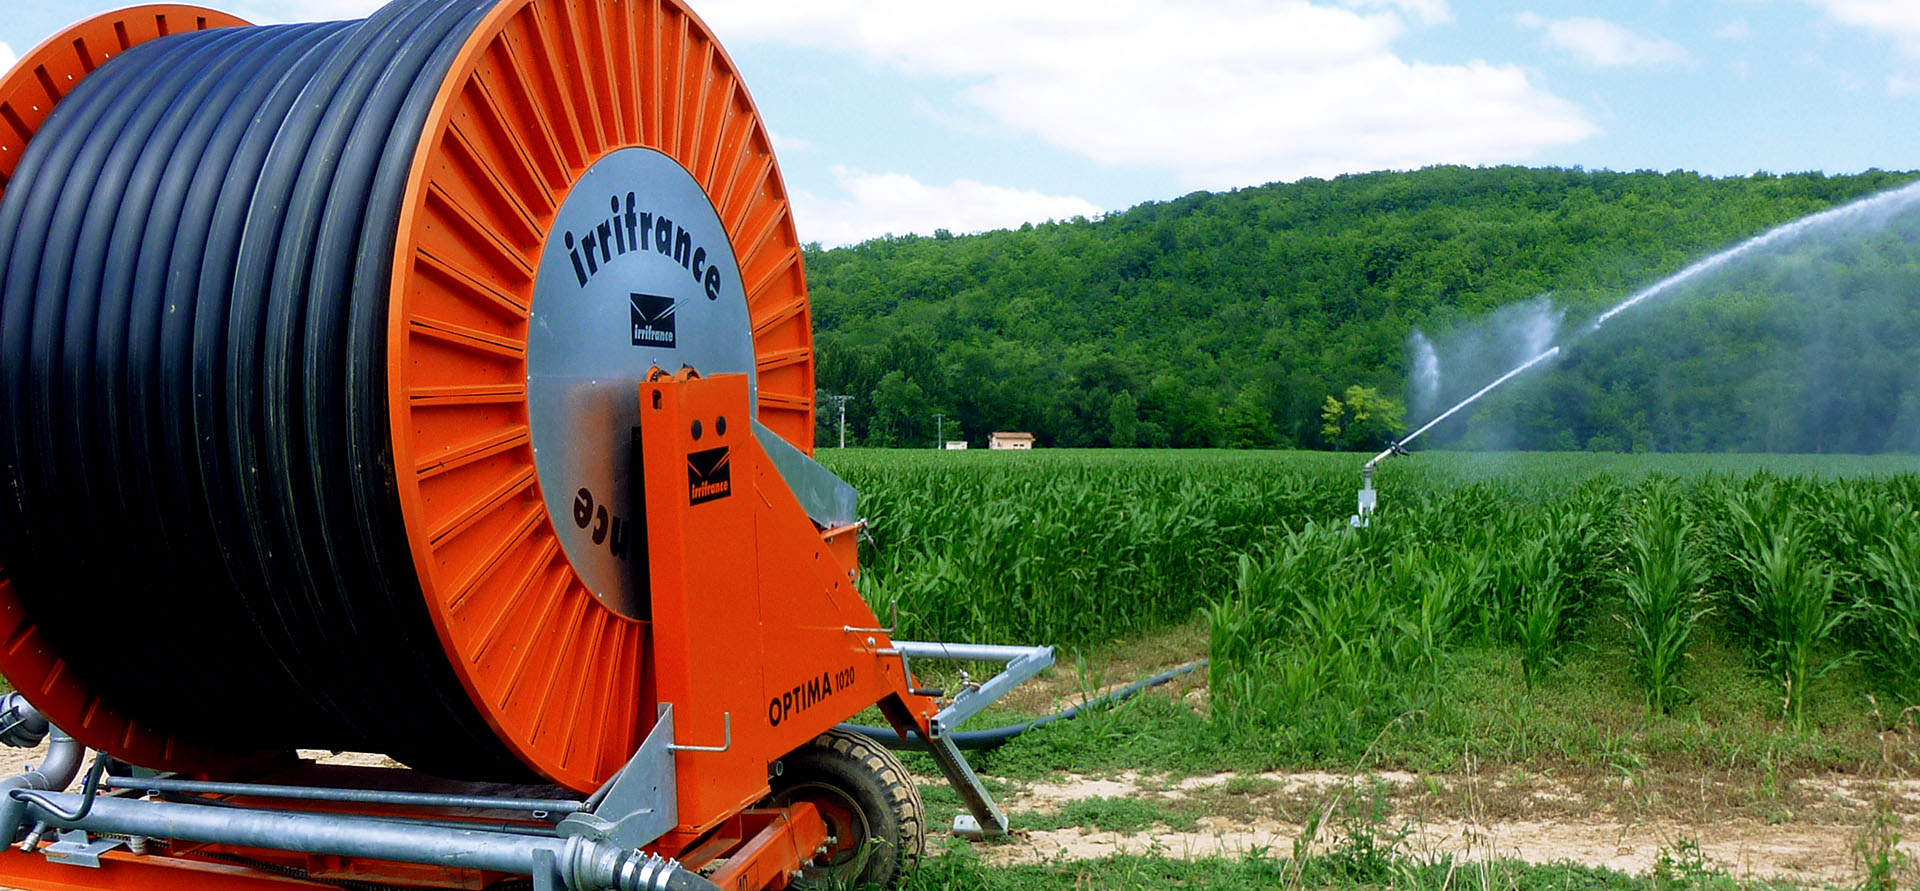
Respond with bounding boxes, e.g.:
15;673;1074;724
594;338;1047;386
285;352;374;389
823;450;1920;755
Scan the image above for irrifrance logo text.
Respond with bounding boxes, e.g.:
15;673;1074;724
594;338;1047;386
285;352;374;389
565;192;726;301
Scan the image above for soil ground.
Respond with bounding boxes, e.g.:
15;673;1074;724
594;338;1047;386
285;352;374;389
925;634;1920;888
955;765;1920;886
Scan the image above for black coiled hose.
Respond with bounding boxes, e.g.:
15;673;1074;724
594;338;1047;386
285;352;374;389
0;0;530;778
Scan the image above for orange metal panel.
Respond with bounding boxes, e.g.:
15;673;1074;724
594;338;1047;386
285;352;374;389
0;849;332;891
638;373;771;830
635;374;936;837
705;804;828;891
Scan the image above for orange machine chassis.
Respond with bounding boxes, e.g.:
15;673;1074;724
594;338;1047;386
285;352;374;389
0;374;985;891
0;3;1049;889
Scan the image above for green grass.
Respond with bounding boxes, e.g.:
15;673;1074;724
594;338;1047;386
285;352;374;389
898;838;1811;891
1005;796;1201;834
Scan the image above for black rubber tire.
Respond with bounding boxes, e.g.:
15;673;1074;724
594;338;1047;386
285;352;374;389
768;728;926;889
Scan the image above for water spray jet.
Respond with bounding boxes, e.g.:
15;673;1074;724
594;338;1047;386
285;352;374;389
1352;175;1920;527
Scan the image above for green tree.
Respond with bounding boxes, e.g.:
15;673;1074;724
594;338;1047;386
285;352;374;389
799;166;1919;449
1108;391;1139;447
871;370;929;447
1223;386;1277;449
1321;386;1407;451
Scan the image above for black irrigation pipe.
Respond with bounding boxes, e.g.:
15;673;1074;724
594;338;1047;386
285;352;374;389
841;660;1208;752
0;0;531;780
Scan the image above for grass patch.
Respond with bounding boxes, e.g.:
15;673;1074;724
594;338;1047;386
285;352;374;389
1006;796;1200;834
900;845;1812;890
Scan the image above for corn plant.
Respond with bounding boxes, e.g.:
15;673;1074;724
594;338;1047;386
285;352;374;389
1726;503;1851;726
1514;534;1569;690
825;451;1920;734
1859;521;1920;704
1391;545;1476;686
1615;481;1710;715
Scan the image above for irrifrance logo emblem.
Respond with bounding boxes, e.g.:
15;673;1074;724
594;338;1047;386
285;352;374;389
687;446;732;505
631;293;676;347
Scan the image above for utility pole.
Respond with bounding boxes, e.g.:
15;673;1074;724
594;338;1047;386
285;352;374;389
934;413;944;449
820;394;854;448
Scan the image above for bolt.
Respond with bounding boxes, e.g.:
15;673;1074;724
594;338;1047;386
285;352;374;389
19;822;47;853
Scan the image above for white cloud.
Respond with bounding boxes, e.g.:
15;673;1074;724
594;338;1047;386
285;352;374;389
1890;74;1920;95
1516;12;1688;68
1342;0;1451;26
0;42;15;75
697;1;1593;189
793;166;1102;246
1714;20;1751;41
769;130;812;154
1803;0;1920;57
224;0;387;24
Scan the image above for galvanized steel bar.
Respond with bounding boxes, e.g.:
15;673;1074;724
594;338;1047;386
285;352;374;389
13;793;692;891
98;776;582;816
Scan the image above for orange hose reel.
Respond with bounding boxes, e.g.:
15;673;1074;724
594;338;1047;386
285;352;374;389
0;0;826;793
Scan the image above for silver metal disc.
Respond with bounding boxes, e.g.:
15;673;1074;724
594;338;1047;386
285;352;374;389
526;148;755;618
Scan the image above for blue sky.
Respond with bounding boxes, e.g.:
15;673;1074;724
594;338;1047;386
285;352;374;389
5;0;1919;246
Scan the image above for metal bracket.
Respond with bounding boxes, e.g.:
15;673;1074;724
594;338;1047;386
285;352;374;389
666;712;731;753
557;704;679;850
843;601;897;635
882;642;1055;735
883;641;1054;838
530;847;560;891
41;829;124;868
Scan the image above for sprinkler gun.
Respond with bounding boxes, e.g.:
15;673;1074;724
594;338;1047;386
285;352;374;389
1349;440;1407;528
1348;345;1562;529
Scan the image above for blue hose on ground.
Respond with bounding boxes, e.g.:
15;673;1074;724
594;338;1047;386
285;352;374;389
839;660;1208;752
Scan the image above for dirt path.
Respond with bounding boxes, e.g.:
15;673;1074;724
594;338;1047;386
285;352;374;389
966;768;1920;886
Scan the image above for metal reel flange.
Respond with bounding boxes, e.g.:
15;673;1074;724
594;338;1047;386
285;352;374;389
387;0;815;792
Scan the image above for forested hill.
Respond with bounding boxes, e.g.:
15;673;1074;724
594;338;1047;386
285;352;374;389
803;166;1920;450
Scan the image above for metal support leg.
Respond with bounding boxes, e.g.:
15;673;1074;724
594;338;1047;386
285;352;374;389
920;732;1007;839
874;641;1052;839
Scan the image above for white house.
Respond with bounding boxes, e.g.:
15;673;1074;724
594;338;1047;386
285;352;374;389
944;440;969;450
988;432;1035;450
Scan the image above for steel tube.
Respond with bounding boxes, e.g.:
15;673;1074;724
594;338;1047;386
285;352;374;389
889;641;1049;663
0;725;85;841
0;729;81;797
15;793;682;891
100;776;582;816
142;793;566;837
